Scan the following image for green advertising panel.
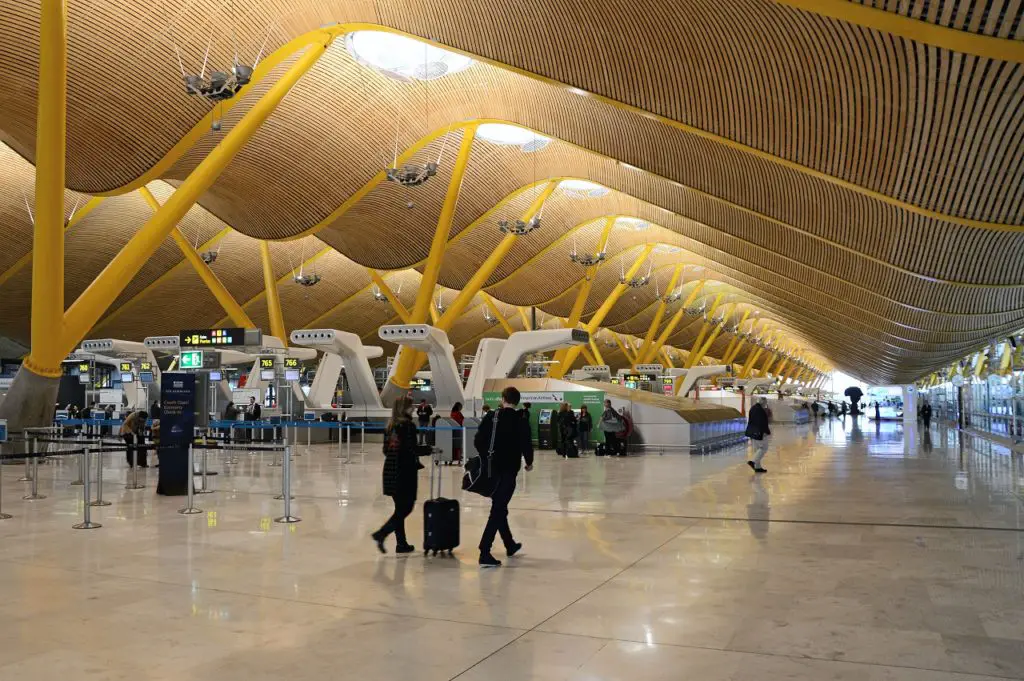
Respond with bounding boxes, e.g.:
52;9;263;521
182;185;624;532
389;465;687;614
482;389;606;444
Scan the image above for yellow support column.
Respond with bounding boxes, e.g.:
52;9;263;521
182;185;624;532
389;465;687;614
23;0;69;378
387;127;479;389
687;303;736;368
738;347;764;379
390;182;557;389
684;294;724;369
719;310;752;366
259;241;287;343
552;217;617;370
367;270;411;322
612;333;636;364
660;347;675;369
517;307;532;330
138;187;254;329
588;338;606;366
580;346;599;366
759;352;780;377
58;38;332;362
481;293;515;335
549;244;655;378
640;280;705;364
634;263;684;368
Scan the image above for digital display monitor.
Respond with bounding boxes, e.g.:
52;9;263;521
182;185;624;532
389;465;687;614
120;372;134;383
119;362;133;372
284;357;299;368
78;363;89;373
260;358;275;369
138;371;154;383
209;371;222;381
180;328;247;347
78;372;90;384
260;369;275;381
284;369;300;381
409;377;432;391
140;361;152;371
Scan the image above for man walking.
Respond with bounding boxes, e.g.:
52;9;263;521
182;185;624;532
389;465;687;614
746;397;771;473
474;386;534;567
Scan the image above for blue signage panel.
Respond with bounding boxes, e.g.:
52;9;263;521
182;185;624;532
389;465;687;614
157;372;195;496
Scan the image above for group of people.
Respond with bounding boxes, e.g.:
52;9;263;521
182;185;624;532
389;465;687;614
373;387;533;567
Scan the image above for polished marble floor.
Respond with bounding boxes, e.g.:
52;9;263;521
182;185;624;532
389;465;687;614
0;419;1022;680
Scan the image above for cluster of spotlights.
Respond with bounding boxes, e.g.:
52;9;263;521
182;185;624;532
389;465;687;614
184;61;253;102
200;250;218;265
498;216;541;235
621;275;650;289
569;251;606;267
294;273;322;287
385;162;438;188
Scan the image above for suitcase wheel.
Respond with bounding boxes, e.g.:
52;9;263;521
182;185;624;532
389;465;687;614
448;550;454;557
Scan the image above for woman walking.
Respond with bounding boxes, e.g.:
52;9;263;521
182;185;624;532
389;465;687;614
372;396;425;554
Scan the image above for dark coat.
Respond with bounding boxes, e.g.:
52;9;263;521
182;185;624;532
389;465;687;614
382;419;420;498
474;407;534;475
746;403;771;440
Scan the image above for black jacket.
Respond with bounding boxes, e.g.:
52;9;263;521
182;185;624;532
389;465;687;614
382;419;421;498
746;403;771;439
248;403;261;420
474;407;534;475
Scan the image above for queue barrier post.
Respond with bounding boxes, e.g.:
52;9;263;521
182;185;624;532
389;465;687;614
274;432;299;523
89;444;110;507
346;424;351;461
18;437;32;482
196;438;213;494
125;437;144;490
178;444;203;515
70;434;85;486
0;454;12;520
72;445;101;529
358;423;365;454
23;437;46;501
305;423;311;456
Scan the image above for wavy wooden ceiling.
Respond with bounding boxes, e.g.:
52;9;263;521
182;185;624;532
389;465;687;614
0;0;1021;382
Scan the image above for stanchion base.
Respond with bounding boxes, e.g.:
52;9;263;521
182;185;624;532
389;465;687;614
88;499;111;507
22;494;47;501
195;489;214;495
274;515;301;523
177;507;203;515
268;461;282;467
273;494;295;500
17;476;32;482
72;521;101;529
0;513;12;520
124;484;145;490
69;481;84;486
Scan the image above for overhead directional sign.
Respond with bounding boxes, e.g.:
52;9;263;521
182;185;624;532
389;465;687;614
180;351;203;369
180;328;247;347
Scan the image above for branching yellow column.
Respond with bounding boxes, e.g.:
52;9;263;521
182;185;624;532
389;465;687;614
387;126;479;389
259;241;287;343
549;244;655;378
517;307;532;330
684;294;724;369
58;38;332;363
138;186;254;329
612;333;636;364
23;0;69;378
738;347;764;379
634;263;684;368
368;270;411;322
552;216;616;369
640;280;705;364
660;347;675;369
580;346;599;366
481;293;515;335
687;303;736;368
391;182;558;389
719;309;752;366
759;352;780;377
588;338;605;366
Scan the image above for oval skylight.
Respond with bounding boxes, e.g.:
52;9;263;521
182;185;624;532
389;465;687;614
560;179;610;198
475;124;551;152
346;31;473;81
616;217;649;230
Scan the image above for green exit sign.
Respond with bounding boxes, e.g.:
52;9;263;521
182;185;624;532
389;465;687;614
180;351;203;369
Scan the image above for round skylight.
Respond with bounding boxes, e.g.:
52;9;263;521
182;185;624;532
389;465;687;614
654;244;682;254
346;31;473;82
475;124;551;152
616;217;649;231
560;179;610;198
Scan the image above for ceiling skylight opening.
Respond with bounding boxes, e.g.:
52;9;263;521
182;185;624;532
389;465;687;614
346;31;474;82
654;244;682;254
617;216;649;231
475;124;551;152
560;179;610;199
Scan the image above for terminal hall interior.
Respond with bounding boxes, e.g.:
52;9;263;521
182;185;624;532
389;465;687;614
0;2;1022;680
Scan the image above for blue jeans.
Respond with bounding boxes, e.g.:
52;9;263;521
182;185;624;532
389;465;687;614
578;430;590;452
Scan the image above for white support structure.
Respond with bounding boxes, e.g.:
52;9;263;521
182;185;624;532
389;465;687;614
290;329;386;416
491;329;590;379
464;338;507;406
80;338;162;408
676;365;729;397
379;325;464;412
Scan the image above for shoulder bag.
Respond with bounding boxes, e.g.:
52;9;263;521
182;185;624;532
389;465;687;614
462;412;499;498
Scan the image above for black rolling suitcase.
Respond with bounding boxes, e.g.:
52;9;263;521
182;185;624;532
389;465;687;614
424;449;460;556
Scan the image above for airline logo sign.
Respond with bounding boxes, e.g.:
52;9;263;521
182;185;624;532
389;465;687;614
521;392;564;403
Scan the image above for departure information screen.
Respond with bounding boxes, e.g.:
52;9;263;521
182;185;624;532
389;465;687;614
180;328;246;347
